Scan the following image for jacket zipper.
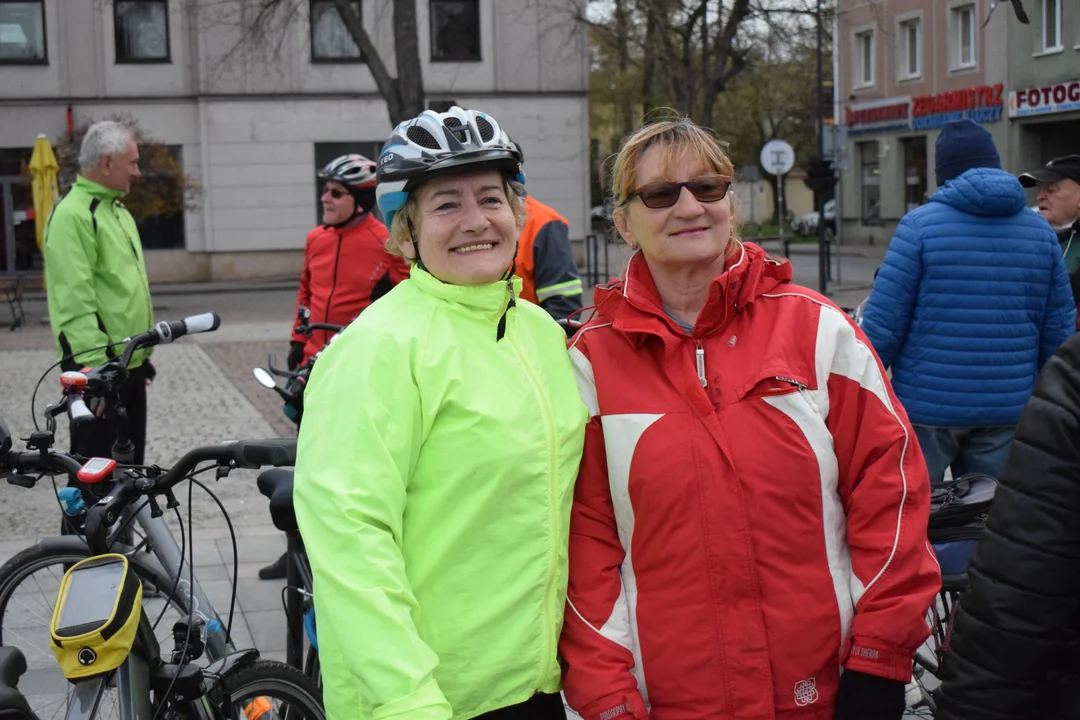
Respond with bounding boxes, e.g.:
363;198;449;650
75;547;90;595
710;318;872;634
322;233;344;347
114;202;153;356
508;332;560;686
695;340;707;387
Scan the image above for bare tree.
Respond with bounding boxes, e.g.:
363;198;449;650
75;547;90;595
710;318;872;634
198;0;425;125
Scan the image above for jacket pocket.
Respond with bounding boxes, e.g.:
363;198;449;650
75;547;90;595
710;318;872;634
741;374;811;401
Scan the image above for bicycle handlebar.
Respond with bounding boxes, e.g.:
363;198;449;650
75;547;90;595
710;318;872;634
119;312;221;367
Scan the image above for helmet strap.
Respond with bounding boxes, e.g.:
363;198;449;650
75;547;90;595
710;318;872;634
407;217;430;273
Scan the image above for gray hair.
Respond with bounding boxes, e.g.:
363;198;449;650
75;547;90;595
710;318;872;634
79;121;132;173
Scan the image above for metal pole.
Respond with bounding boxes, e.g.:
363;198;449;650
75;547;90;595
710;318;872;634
816;0;828;294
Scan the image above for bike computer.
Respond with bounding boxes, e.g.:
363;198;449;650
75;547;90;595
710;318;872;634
77;457;116;484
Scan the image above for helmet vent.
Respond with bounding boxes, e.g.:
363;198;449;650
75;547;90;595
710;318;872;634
475;116;495;142
407;126;441;150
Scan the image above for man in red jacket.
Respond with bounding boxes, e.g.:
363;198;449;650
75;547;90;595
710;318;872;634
262;154;409;580
287;154;410;371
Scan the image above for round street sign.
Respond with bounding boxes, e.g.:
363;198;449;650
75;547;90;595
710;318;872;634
760;139;795;176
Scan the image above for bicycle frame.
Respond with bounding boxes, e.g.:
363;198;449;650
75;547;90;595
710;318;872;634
124;503;233;660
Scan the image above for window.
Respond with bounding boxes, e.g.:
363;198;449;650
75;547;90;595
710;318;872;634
902;136;927;212
137;146;185;250
314;141;382;223
854;29;874;87
310;0;363;62
1042;0;1062;51
0;1;46;64
430;0;480;62
900;18;921;79
114;0;170;63
953;4;976;68
859;141;881;225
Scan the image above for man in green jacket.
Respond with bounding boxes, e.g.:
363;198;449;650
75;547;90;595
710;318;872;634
44;120;155;464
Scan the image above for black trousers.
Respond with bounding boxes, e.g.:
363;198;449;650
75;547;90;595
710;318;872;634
473;693;565;720
69;363;150;465
61;363;150;536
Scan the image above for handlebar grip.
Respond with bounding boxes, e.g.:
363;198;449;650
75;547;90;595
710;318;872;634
232;439;297;469
181;312;221;336
68;396;95;424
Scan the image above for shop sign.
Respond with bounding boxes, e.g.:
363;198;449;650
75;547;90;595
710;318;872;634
911;84;1003;130
1009;80;1080;118
846;83;1003;135
846;97;911;135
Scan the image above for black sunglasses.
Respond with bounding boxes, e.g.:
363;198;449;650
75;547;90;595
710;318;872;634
627;174;732;209
323;187;349;200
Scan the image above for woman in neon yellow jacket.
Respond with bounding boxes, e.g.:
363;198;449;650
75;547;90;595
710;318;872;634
293;106;588;720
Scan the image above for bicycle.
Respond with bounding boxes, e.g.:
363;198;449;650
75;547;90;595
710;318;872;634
0;314;297;717
0;417;322;720
906;473;997;717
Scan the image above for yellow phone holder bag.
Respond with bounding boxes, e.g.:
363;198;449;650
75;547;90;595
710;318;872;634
49;554;143;679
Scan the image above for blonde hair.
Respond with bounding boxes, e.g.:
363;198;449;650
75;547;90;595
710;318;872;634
609;115;739;243
386;175;527;261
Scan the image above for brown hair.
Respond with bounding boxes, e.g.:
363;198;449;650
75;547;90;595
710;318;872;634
609;115;739;243
386;175;527;262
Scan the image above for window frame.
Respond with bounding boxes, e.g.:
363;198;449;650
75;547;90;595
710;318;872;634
429;0;482;63
113;0;172;65
1041;0;1062;53
896;14;922;81
952;3;977;70
309;0;365;64
0;0;48;66
852;27;875;89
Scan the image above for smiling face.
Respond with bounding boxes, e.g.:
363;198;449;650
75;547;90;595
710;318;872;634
614;143;734;271
402;170;522;286
1036;178;1080;228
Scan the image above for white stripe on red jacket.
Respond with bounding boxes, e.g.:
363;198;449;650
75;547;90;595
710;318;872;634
560;242;941;720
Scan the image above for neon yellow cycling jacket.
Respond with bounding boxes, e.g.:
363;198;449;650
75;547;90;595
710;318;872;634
293;267;588;720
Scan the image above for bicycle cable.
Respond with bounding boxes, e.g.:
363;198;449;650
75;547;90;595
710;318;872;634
190;476;239;645
150;478;197;720
30;341;127;432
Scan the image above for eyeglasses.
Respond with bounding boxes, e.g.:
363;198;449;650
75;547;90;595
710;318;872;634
627;174;731;209
323;187;348;200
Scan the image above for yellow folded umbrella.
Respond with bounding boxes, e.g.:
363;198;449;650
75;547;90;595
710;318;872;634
29;133;59;289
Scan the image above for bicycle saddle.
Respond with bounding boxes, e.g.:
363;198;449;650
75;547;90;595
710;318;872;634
0;646;34;720
257;468;297;533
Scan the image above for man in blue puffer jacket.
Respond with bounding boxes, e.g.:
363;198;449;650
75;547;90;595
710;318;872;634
861;119;1075;483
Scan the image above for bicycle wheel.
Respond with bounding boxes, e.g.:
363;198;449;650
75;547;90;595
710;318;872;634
211;660;324;720
0;542;189;720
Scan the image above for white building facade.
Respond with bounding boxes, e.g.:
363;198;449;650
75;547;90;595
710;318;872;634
0;0;590;282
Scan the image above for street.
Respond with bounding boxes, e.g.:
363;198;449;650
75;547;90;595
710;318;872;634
0;237;895;681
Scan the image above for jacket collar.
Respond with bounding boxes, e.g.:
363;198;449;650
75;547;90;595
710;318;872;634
409;265;522;324
75;175;126;202
594;241;792;344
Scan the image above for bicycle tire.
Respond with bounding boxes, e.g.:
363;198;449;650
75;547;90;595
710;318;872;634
212;659;324;720
0;542;190;720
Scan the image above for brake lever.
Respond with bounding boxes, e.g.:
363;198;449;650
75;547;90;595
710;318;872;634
5;473;37;488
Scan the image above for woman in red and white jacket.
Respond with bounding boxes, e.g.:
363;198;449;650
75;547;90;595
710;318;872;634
560;117;941;720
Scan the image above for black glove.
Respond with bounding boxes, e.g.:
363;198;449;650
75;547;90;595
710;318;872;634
287;342;305;372
832;670;905;720
142;359;157;383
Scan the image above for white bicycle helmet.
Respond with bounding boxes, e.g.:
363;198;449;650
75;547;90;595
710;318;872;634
376;106;524;231
319;154;378;191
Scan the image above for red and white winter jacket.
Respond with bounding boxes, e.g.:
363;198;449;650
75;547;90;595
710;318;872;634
560;242;941;720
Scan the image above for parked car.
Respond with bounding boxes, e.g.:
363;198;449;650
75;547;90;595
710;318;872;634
791;199;836;237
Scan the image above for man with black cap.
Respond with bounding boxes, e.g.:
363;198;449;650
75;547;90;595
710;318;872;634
860;120;1075;485
1019;154;1080;325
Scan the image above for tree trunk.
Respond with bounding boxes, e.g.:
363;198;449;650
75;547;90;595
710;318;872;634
392;0;425;124
699;0;713;126
613;0;634;136
330;0;424;125
641;0;658;119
